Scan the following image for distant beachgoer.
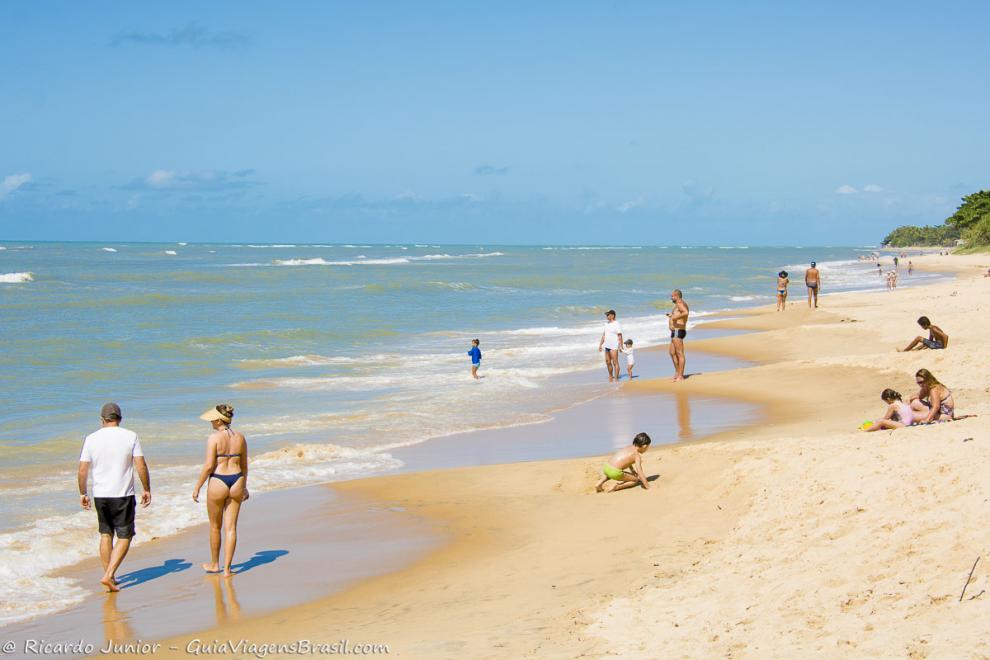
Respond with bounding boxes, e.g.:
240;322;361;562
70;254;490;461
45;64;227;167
885;271;895;290
467;339;482;380
893;256;899;268
891;270;898;287
984;268;990;278
805;262;821;309
598;310;624;382
877;263;883;277
78;403;152;592
621;339;635;380
193;404;249;577
595;432;652;493
908;261;914;274
776;270;789;311
862;389;919;431
667;290;689;382
898;316;948;352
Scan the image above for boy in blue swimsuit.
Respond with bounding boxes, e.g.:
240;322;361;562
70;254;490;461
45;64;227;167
468;339;482;379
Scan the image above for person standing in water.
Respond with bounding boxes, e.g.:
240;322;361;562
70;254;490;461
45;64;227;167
776;270;789;311
805;262;821;309
598;310;624;382
667;290;689;382
467;339;482;380
193;404;249;577
78;403;152;592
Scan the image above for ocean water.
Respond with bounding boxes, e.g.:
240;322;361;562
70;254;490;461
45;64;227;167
0;242;939;624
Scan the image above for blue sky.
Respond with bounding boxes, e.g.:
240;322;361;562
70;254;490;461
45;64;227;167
1;1;988;245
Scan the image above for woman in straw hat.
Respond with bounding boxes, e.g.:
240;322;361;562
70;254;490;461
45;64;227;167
192;404;249;576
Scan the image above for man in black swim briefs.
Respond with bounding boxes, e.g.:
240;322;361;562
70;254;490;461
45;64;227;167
805;261;821;309
667;290;689;382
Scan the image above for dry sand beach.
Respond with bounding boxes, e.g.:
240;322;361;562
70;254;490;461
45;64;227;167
97;251;985;659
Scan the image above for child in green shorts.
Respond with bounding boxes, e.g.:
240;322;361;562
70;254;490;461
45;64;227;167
595;432;651;493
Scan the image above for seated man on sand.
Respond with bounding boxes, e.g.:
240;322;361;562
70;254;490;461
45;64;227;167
596;432;651;493
898;316;948;352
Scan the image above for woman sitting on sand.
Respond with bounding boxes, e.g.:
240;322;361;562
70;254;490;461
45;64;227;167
863;389;920;431
193;404;249;576
909;369;963;423
776;270;789;311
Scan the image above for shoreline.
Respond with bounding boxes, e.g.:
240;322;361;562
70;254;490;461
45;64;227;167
1;253;980;657
150;252;990;657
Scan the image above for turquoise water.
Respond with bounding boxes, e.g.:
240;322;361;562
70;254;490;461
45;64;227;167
0;241;938;623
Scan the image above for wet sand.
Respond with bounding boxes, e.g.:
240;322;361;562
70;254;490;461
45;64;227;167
144;252;990;658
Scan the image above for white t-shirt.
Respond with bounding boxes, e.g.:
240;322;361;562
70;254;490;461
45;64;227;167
79;426;144;498
622;346;635;363
602;320;623;350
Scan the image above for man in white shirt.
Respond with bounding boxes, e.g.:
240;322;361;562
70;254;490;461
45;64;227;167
598;309;624;382
78;403;152;592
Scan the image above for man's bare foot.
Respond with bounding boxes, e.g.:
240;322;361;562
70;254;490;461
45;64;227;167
101;576;120;592
203;563;222;573
223;569;234;577
595;484;604;493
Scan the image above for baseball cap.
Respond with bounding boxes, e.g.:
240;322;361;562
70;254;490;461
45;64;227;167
100;402;122;421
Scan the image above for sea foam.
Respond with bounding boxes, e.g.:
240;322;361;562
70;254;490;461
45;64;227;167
0;272;33;283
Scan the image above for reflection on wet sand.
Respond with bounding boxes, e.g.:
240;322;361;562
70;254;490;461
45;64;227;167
102;593;133;642
210;576;242;626
675;391;693;440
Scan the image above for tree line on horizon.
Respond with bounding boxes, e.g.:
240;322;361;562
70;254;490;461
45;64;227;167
883;190;990;248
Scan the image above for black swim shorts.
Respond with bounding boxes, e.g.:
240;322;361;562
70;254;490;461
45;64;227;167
670;329;687;340
922;338;944;350
94;496;136;538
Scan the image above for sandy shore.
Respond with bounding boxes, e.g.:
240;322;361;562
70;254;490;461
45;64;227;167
19;251;977;658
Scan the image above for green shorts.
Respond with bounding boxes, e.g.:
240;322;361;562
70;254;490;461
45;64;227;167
602;463;625;480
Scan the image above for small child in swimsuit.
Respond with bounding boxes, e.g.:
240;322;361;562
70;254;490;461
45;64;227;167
595;432;651;493
863;388;918;431
467;339;481;380
620;339;635;379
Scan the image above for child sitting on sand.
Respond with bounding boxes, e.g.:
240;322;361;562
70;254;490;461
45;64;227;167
595;432;651;493
862;389;919;431
620;339;635;379
467;339;481;380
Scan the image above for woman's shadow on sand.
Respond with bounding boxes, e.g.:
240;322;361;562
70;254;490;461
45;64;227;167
229;550;289;574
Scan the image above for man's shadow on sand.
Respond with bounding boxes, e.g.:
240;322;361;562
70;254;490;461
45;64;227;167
116;558;191;589
229;550;289;575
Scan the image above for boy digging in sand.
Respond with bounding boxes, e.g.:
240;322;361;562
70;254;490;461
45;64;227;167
595;432;651;493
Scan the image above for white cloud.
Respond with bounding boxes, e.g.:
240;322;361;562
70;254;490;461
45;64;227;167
835;184;858;195
120;169;258;192
146;170;176;188
0;173;32;199
618;196;645;212
863;183;884;193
